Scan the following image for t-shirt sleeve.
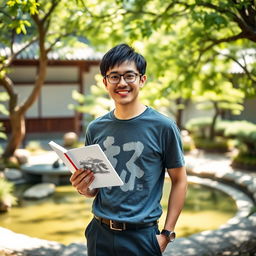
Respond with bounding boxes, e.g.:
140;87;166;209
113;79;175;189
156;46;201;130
163;122;185;169
85;123;93;146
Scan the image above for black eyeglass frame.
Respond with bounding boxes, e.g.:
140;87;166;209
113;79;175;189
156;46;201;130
105;72;142;84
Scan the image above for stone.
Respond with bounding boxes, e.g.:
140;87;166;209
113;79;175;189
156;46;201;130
14;149;30;165
23;183;56;199
4;168;23;180
253;192;256;201
0;227;64;255
7;156;19;168
0;199;12;212
63;132;78;147
248;183;256;193
61;243;87;256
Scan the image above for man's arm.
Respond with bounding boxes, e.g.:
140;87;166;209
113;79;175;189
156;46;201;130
70;169;99;198
157;166;187;252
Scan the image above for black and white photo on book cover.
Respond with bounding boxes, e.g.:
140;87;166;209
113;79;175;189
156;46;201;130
49;141;124;189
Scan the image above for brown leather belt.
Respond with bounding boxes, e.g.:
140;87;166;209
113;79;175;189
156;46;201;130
94;215;158;231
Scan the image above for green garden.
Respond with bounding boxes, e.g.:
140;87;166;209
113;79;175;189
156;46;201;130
0;0;255;255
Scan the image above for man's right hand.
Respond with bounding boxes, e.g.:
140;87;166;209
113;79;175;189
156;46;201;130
70;168;98;198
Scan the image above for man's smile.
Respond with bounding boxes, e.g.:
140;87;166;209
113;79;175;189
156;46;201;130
115;89;131;96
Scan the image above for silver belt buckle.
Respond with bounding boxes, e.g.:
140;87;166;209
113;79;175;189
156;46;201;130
110;220;126;231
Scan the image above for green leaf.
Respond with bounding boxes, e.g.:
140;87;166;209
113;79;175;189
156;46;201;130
0;132;7;140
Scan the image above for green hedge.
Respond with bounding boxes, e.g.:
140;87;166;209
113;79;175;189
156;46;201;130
193;137;230;152
185;117;212;139
186;117;256;170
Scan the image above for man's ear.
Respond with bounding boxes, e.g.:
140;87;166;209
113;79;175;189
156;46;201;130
103;77;107;88
140;75;147;87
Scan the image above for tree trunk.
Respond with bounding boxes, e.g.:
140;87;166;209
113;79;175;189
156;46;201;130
209;102;219;140
176;98;183;129
2;110;25;158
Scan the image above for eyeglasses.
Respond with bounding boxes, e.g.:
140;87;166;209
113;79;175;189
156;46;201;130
105;72;141;84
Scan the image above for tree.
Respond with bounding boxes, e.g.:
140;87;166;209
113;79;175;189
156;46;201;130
0;92;9;155
0;0;40;158
0;0;121;159
111;0;255;128
196;85;244;139
121;0;256;53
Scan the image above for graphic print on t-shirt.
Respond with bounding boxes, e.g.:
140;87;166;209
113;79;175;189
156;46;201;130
103;136;144;192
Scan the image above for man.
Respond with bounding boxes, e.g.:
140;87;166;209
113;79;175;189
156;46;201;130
70;44;187;256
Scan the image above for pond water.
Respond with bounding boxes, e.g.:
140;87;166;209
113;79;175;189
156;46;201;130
0;180;237;245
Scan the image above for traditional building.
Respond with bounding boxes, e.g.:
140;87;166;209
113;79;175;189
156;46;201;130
0;44;102;135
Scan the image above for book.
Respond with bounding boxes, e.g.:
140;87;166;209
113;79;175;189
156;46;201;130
48;141;124;189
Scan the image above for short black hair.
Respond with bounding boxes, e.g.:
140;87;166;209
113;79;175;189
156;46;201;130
100;44;147;76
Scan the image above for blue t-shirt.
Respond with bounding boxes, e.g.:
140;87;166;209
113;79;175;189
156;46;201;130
85;107;185;223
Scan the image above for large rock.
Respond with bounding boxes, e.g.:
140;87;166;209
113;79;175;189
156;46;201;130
63;132;78;147
23;183;56;199
14;149;30;165
4;168;23;181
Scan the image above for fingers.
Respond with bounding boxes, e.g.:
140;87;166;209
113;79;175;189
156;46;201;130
70;169;92;185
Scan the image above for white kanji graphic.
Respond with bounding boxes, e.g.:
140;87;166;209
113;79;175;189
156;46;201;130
102;137;144;192
120;141;144;192
103;136;120;168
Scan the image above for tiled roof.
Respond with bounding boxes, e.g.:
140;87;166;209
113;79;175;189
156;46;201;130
0;42;103;61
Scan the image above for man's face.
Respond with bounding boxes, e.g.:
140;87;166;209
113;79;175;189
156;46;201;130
103;61;146;106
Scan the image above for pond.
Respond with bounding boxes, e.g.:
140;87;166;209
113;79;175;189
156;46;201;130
0;180;237;245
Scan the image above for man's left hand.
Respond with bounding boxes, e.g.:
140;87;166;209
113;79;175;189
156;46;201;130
156;234;169;253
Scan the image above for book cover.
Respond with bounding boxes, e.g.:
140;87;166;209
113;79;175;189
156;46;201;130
48;141;124;189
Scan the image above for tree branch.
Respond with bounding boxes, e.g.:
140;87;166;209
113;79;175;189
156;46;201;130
216;50;256;83
42;0;59;23
196;32;246;64
0;74;19;115
0;37;38;72
0;76;15;98
0;9;13;20
45;32;72;53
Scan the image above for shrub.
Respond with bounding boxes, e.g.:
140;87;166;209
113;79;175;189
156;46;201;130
224;121;256;154
25;141;43;153
223;120;256;170
185;117;212;139
0;177;17;213
193;137;230;152
232;153;256;171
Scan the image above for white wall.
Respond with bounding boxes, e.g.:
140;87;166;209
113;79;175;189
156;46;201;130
83;65;100;94
41;84;78;117
0;85;39;118
231;98;256;123
9;66;37;82
45;66;78;82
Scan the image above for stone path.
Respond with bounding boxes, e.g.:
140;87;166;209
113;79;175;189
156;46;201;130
0;151;256;256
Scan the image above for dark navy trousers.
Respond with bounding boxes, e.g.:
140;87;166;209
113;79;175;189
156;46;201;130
85;218;162;256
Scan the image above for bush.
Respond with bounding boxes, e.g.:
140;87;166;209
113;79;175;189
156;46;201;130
225;121;256;154
215;120;233;137
0;177;17;213
224;120;256;139
181;130;194;153
193;137;230;152
185;117;212;139
222;120;256;170
232;153;256;171
25;141;43;153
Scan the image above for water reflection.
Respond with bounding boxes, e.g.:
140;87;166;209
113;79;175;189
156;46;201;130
0;182;237;244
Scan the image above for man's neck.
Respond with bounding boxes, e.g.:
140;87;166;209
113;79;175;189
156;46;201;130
114;103;147;120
